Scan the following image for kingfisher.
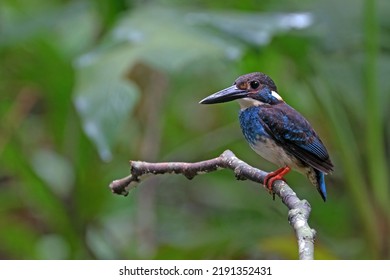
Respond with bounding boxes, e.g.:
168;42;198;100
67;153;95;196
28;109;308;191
200;72;333;201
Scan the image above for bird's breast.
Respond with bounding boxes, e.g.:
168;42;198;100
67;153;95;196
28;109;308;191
239;106;267;145
239;107;306;172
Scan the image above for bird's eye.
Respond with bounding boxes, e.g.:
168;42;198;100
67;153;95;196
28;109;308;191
250;81;259;89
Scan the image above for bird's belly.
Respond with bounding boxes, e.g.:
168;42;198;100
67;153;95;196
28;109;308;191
250;137;305;172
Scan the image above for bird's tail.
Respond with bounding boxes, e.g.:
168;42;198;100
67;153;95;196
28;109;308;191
315;170;327;202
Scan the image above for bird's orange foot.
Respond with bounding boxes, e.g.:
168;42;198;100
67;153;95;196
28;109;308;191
263;166;291;199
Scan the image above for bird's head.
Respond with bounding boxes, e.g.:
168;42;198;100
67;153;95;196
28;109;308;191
200;72;283;109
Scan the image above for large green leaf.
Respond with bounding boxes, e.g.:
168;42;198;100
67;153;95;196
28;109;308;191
73;6;314;161
188;10;313;45
73;45;139;161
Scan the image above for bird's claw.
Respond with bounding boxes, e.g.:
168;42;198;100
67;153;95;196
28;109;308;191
263;166;291;200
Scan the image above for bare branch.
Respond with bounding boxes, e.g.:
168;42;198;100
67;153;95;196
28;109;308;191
109;149;316;260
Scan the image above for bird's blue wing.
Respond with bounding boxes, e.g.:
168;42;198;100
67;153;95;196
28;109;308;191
258;103;334;173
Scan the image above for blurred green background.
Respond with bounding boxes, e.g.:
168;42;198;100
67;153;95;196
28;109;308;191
0;0;389;260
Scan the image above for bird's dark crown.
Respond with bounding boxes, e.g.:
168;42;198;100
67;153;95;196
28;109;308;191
234;72;278;93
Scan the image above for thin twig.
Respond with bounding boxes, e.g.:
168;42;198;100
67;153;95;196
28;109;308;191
109;149;316;260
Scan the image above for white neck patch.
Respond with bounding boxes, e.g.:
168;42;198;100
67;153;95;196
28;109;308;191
237;91;283;109
271;90;283;101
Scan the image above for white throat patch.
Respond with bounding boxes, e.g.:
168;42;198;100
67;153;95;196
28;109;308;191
238;98;264;109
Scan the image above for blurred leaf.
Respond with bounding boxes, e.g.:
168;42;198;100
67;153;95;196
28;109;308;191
36;234;70;259
0;1;93;48
2;142;84;257
86;225;118;259
31;149;75;198
189;11;313;46
85;206;138;259
74;47;139;161
109;7;243;70
0;217;39;259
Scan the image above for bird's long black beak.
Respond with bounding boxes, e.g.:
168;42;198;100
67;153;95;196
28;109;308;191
199;85;248;104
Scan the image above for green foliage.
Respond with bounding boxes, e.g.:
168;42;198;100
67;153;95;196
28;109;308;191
0;0;388;260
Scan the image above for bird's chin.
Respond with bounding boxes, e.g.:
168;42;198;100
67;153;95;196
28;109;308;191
238;98;265;109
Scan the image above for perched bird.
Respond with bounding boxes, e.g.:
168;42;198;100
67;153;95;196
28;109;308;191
200;72;333;201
